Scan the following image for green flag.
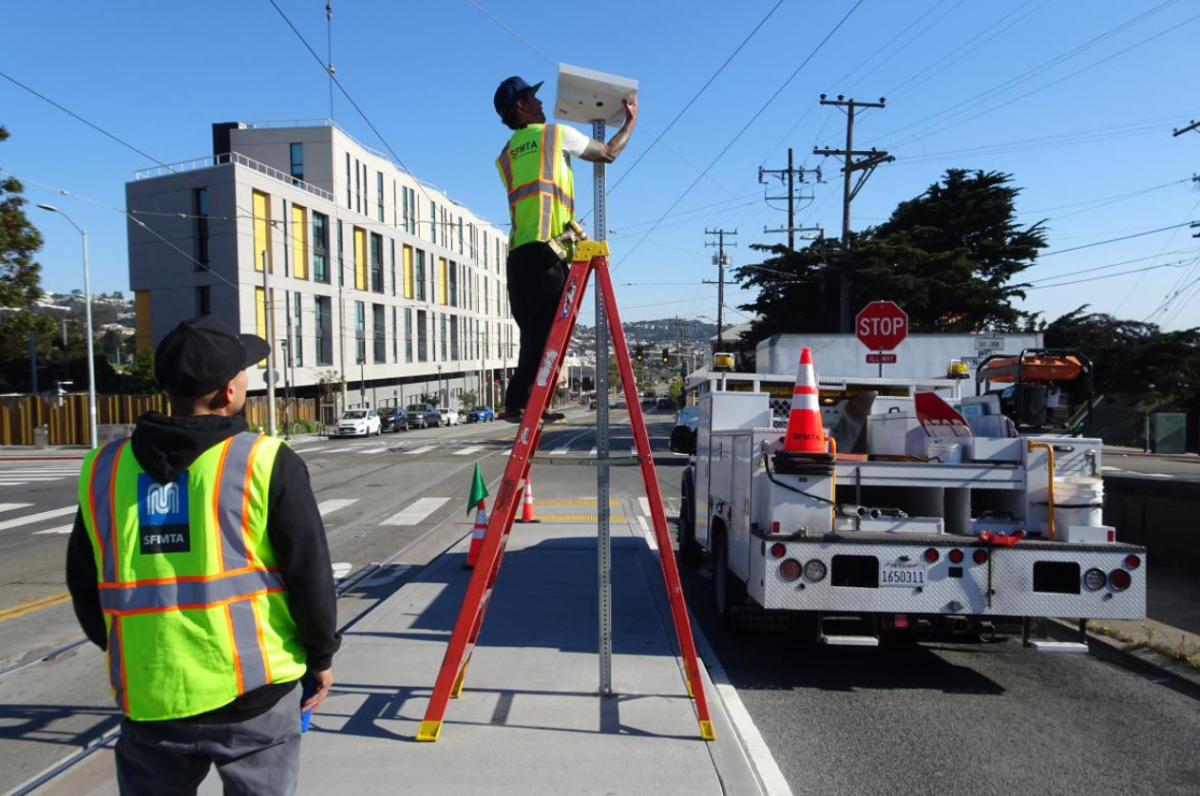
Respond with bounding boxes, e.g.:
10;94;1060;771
466;462;489;516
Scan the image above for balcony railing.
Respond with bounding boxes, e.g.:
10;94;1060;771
135;152;334;203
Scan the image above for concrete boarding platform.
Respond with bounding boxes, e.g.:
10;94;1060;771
26;514;768;796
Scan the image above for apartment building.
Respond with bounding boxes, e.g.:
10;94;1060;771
126;120;517;412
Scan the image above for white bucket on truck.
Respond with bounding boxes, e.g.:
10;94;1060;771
1053;476;1104;528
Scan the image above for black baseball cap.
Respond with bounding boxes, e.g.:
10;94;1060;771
494;76;542;117
155;315;270;395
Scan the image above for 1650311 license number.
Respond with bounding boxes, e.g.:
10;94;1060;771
880;562;926;586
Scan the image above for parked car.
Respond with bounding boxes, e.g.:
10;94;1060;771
380;407;409;433
406;403;440;429
438;408;460;427
656;396;673;411
334;408;381;437
466;406;495;423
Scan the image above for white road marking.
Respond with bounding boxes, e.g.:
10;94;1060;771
0;481;29;487
290;446;319;453
638;497;651;517
33;524;74;535
589;446;598;455
0;468;80;474
453;446;484;456
404;446;437;455
331;562;354;579
358;565;414;588
382;497;450;526
357;446;387;455
1101;466;1123;472
0;506;76;531
0;476;68;483
1138;473;1173;479
318;499;358;517
550;447;571;455
0;503;33;514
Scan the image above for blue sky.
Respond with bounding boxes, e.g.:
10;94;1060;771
3;0;1199;329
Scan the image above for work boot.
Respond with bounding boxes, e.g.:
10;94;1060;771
542;411;566;424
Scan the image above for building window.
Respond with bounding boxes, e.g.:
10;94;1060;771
415;249;426;301
369;232;384;293
354;158;361;214
405;308;413;363
401;186;409;233
193;189;209;269
290;143;304;181
429;200;437;244
390;239;396;297
392;306;398;363
345;153;352;209
315;296;333;365
289;292;303;367
373;303;386;363
355;301;366;363
336;220;344;286
195;285;211;316
458;218;464;255
312;212;329;283
451;315;459;361
440;313;448;362
254;286;268;366
252;190;271;272
291;204;308;279
409;187;417;234
417;309;428;362
377;172;385;222
448;262;458;307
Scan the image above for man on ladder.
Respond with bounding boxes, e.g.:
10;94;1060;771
492;75;637;423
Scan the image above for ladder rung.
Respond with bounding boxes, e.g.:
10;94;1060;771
531;455;642;466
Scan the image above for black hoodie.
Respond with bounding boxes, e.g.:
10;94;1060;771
66;411;340;722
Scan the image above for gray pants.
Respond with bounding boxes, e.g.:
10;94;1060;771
115;690;301;796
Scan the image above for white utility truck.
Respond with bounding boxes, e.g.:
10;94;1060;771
674;366;1146;648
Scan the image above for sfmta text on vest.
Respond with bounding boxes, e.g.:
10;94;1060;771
143;532;186;546
509;139;540;159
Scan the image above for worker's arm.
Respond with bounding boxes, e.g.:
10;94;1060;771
66;509;107;649
577;95;638;164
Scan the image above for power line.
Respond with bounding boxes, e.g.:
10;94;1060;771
0;70;169;168
1026;250;1200;283
1025;256;1200;290
614;0;865;271
1037;221;1196;258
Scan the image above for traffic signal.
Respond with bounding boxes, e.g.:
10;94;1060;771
662;348;670;364
635;346;643;362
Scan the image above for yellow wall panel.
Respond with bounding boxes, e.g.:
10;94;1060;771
439;257;448;305
253;190;271;272
292;204;307;279
403;245;413;299
354;227;366;290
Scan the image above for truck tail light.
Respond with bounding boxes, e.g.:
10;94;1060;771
772;521;781;534
923;548;940;564
804;559;827;582
948;549;964;564
1109;569;1132;591
1083;568;1107;591
780;559;803;581
770;543;787;559
1124;554;1141;570
973;549;988;565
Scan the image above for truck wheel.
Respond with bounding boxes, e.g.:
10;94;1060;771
678;470;700;566
714;529;745;632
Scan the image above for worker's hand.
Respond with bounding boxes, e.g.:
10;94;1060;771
623;93;638;127
302;667;334;713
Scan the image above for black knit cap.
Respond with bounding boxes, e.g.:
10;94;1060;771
155;315;270;395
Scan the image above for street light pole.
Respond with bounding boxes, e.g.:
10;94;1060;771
37;205;98;449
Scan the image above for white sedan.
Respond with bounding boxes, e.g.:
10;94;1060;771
333;409;381;437
438;408;460;427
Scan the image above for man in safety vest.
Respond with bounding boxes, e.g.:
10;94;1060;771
493;75;637;422
66;315;339;796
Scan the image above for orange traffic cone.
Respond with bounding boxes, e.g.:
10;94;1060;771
515;478;540;523
782;347;826;454
464;500;488;569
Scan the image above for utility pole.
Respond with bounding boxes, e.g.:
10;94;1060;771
759;148;822;250
704;228;737;349
1172;118;1200;138
813;95;894;333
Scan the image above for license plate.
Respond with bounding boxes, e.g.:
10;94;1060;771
880;559;927;587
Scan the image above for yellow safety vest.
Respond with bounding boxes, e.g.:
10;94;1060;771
77;432;307;721
496;123;576;250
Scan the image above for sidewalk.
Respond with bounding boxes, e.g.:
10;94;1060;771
28;510;772;796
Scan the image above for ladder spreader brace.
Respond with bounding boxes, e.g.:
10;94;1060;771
416;241;715;742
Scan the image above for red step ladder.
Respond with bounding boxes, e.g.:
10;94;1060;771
416;241;714;742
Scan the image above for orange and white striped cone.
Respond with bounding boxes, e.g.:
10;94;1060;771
515;478;540;523
782;347;827;455
464;500;488;569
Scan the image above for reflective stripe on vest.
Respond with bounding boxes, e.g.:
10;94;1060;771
496;124;575;249
82;432;302;718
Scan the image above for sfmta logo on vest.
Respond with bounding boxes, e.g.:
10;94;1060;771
137;473;191;554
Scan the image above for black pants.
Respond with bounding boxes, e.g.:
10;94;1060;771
505;242;567;414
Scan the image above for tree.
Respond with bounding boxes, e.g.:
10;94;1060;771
128;348;161;394
458;389;478;410
736;169;1047;341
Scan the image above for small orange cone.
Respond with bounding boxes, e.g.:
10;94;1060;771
782;347;826;454
515;478;540;523
464;500;488;569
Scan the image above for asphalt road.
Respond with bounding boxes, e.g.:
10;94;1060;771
1;411;1198;796
1102;451;1200;482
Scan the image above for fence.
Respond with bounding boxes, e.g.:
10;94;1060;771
0;394;319;447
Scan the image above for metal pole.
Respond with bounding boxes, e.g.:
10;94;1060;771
262;250;277;436
593;118;613;697
839;104;854;334
787;147;795;252
81;230;98;449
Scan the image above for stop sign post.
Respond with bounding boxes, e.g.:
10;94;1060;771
856;301;908;374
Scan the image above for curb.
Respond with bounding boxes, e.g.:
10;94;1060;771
1047;619;1200;694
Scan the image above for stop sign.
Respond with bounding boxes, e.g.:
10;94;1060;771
856;301;909;351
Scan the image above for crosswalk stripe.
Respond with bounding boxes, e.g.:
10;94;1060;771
0;503;33;514
321;446;355;453
318;499;358;517
382;497;450;526
331;562;354;579
0;506;76;531
357;446;387;455
290;446;318;453
404;446;437;455
453;446;484;456
0;468;79;474
0;482;29;486
589;446;598;455
33;524;74;535
638;497;651;517
550;447;570;455
0;476;67;482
